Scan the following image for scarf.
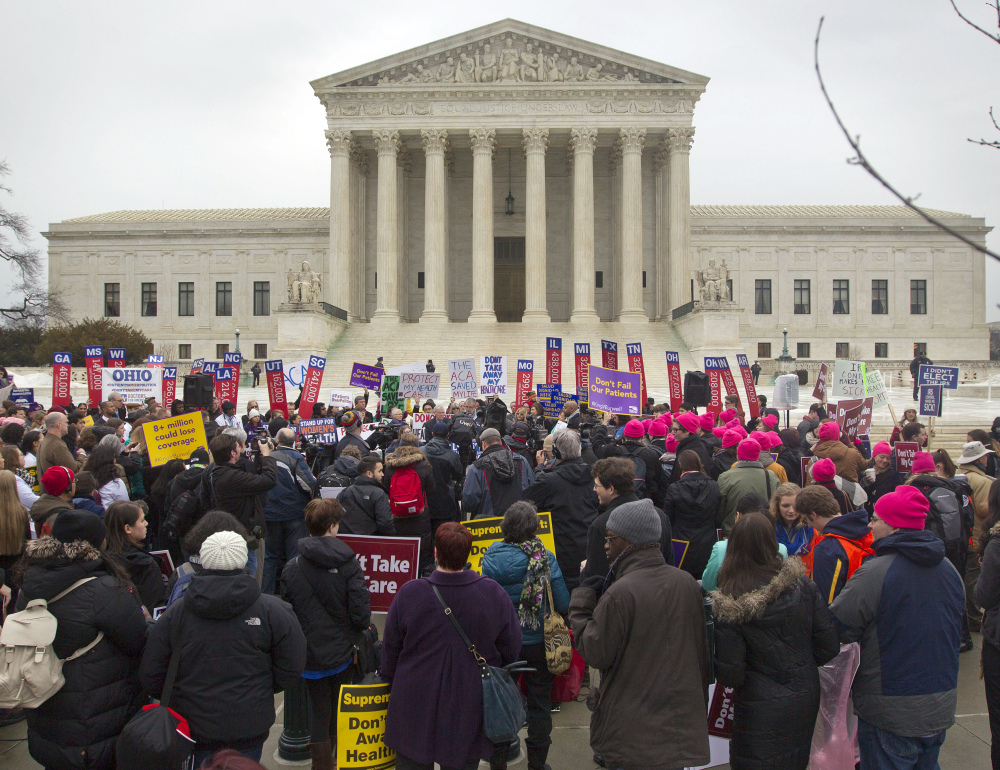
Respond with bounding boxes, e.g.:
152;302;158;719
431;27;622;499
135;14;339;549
14;467;33;486
516;536;548;630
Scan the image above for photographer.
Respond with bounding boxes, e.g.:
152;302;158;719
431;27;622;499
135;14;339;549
263;428;317;594
335;411;372;459
202;432;277;579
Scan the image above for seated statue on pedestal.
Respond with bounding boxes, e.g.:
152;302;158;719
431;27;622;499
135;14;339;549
286;261;322;304
696;259;731;303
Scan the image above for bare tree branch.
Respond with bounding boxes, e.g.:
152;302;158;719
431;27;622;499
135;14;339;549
949;0;1000;43
968;105;1000;148
813;16;1000;264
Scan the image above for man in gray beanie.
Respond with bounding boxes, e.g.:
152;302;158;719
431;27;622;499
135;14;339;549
569;499;710;770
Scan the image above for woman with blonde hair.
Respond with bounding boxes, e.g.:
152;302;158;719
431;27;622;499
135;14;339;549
771;482;813;557
0;469;31;607
0;444;39;508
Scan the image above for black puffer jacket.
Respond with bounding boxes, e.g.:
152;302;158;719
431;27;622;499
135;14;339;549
18;538;148;770
775;446;804;487
113;543;166;611
422;436;464;524
280;536;371;670
339;476;395;535
662;471;722;579
669;434;713;483
709;448;738;481
317;455;359;490
139;569;306;747
712;558;840;770
199;457;277;547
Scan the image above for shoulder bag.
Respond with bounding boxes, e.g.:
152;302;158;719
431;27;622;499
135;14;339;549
543;572;572;675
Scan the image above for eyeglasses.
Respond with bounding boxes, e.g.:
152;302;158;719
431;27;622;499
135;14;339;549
870;513;881;524
604;534;622;545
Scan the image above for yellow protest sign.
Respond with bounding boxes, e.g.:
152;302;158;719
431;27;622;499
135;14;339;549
337;683;394;770
145;412;209;467
465;512;557;573
82;415;94;427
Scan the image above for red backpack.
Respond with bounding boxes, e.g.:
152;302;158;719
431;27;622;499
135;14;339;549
389;466;426;517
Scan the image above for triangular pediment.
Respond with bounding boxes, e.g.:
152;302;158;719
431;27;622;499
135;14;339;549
311;19;709;91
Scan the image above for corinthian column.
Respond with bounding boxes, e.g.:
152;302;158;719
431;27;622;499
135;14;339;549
469;128;496;323
667;127;695;316
522;128;550;321
570;128;600;323
372;130;401;323
325;130;352;313
420;129;449;322
618;127;647;322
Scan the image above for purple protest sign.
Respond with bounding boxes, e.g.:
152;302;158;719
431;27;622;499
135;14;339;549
587;365;642;416
349;362;384;391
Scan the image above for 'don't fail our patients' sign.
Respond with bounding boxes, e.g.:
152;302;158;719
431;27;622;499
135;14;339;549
587;365;642;415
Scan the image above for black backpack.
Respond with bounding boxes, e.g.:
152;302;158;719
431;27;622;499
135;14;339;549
484;398;509;437
624;449;648;500
354;624;382;683
911;478;967;561
450;415;477;466
161;488;202;545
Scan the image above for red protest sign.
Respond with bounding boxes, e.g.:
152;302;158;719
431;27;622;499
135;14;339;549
718;357;739;398
265;360;288;418
299;355;326;419
801;456;812;486
894;442;919;474
601;340;618;370
813;363;829;402
626;342;647;408
546;338;562;386
665;352;683;412
574;344;591;403
515;360;534;407
52;352;72;407
214;366;238;404
338;534;420;613
736;354;760;420
108;348;126;368
162;367;177;409
835;397;874;441
85;346;103;407
707;684;735;739
703;357;726;415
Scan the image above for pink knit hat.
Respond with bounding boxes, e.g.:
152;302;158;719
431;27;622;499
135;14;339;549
737;438;761;462
719;409;736;423
875;486;929;529
664;435;678;453
818;422;842;442
641;419;653;432
713;426;727;438
749;431;770;446
872;441;892;457
658;413;673;429
911;452;937;474
765;432;785;450
811;458;837;482
677;412;700;434
726;418;742;430
624;419;646;439
731;425;748;439
648;419;668;437
762;414;779;429
722;430;742;449
700;413;716;431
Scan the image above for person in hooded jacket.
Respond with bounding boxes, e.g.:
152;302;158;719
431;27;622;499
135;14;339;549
104;500;165;612
712;513;840;770
504;422;537;469
281;498;371;770
811;421;868;483
422;420;464;535
699;412;722;454
668;412;713;484
774;429;805;487
718;439;782;535
316;451;360;492
974;477;1000;768
139;529;307;767
860;441;904;515
523;430;599;592
463;428;534;520
338;455;394;536
710;430;741;481
590;419;666;508
16;511;148;770
661;450;721;579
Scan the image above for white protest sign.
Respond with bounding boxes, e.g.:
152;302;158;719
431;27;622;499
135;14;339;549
320;487;347;500
101;367;162;404
480;356;508;396
328;389;355;410
412;412;435;435
830;360;867;400
864;370;890;410
399;372;441;399
387;361;426;376
449;358;478;397
284;359;309;389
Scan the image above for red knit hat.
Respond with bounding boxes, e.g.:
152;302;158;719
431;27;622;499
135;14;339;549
624;419;646;439
648;419;668;437
677;412;700;434
811;458;837;482
47;405;67;415
875;486;929;529
700;413;716;431
41;465;75;496
818;421;842;442
911;452;937;474
737;438;761;462
722;430;742;449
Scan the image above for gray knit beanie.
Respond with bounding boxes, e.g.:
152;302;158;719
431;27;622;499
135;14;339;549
606;498;661;546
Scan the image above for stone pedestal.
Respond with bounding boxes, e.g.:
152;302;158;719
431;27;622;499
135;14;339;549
672;303;744;358
274;303;348;361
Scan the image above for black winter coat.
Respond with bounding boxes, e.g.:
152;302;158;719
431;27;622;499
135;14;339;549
165;464;206;518
200;457;277;546
139;569;307;747
712;559;840;770
18;538;148;770
339;476;395;535
709;448;739;481
113;543;166;611
580;493;674;581
280;536;371;670
523;457;600;591
669;434;713;483
422;437;464;523
384;445;436;512
335;431;372;459
662;471;722;579
775;446;804;487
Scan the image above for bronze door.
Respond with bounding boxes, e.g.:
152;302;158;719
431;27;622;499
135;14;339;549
494;237;526;322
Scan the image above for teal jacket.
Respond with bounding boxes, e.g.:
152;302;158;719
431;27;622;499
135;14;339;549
701;539;788;592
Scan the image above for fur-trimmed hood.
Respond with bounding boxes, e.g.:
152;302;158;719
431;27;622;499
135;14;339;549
710;556;805;625
385;444;427;469
23;536;102;564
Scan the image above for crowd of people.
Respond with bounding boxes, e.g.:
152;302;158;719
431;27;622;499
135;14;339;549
1;362;1000;770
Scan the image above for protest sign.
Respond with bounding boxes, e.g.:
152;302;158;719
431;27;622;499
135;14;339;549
703;357;727;415
350;362;384;391
546;337;562;385
537;383;561;402
894;442;919;474
202;361;219;381
546;391;572;419
448;358;477;397
108;348;126;368
673;540;690;569
102;366;162;404
299;355;326;418
736;354;761;419
835;397;874;440
336;683;395;769
283;358;309;389
514;359;534;406
147;354;164;370
189;357;204;375
574;344;591;401
865;369;890;409
52;352;72;407
298;418;340;445
162;366;177;408
411;411;435;435
800;457;812;486
464;514;556;573
480;356;507;397
601;339;618;369
919;385;943;417
918;365;959;390
588;365;642;416
707;684;736;739
665;351;683;412
339;534;420;613
380;376;403;411
329;389;355;410
10;388;33;405
145;412;210;467
626;343;647;407
223;352;241;400
831;360;867;399
85;346;103;407
399;371;440;399
214;366;237;403
265;360;289;417
717;357;739;397
812;363;829;402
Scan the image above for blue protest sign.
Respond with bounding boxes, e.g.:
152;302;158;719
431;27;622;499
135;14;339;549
919;385;943;417
10;388;33;405
536;384;561;402
917;365;959;390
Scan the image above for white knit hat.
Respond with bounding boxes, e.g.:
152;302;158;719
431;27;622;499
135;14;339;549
199;531;248;571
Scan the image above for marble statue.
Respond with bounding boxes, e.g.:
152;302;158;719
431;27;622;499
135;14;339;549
519;43;540;82
436;57;456;82
499;37;520;82
456;53;476;83
565;56;585;82
287;261;322;304
475;43;497;83
545;53;564;82
586;63;604;81
697;259;730;302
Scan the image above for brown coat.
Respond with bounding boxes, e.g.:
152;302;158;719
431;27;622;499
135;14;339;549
36;433;83;478
569;547;711;770
960;462;996;546
812;439;868;483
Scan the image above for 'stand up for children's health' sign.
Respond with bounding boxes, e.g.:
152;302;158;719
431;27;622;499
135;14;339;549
480;356;507;396
145;412;210;467
587;365;642;415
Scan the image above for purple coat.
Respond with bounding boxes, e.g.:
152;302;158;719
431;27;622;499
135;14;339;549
381;569;522;767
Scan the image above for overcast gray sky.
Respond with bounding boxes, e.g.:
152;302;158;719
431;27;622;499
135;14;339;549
2;0;998;321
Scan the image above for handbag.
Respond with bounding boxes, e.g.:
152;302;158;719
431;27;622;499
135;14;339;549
432;584;531;744
542;574;572;675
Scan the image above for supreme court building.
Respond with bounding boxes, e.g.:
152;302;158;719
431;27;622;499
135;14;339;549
46;19;991;366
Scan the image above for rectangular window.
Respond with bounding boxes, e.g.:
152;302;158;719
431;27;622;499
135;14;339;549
595;271;603;289
253;281;270;317
104;283;120;317
875;343;888;358
833;279;850;314
914;342;928;357
216;282;232;316
794;279;811;314
642;271;647;289
872;279;888;314
141;282;157;317
910;280;927;314
758;342;771;358
178;344;191;359
178;282;194;317
417;272;425;289
836;342;851;358
254;344;267;359
797;342;811;359
754;279;772;314
216;344;229;358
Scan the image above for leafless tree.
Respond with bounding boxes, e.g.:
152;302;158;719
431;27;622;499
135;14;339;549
950;0;1000;148
0;160;69;323
156;342;178;363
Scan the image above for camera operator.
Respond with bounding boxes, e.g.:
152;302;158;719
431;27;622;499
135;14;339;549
504;422;536;469
201;432;277;579
335;411;373;459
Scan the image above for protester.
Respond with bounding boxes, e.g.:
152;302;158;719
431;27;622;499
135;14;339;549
422;420;464;535
0;445;39;508
140;530;307;767
263;427;316;594
570;498;710;770
773;428;804;486
71;471;106;518
975;478;1000;767
463;428;534;520
718;438;782;534
811;420;868;483
338;455;394;535
165;510;250;605
661;450;722;579
969;429;1000;479
385;443;436;571
82;437;131;508
861;440;904;513
0;470;29;605
910;350;932;401
381;522;522;770
709;429;741;480
712;513;840;770
30;465;78;533
809;457;854;516
280;498;371;770
831;485;964;768
592;418;666;507
216;400;242;429
481;501;570;770
37;411;85;477
334;411;371;459
667;411;712;484
103;499;165;612
17;511;148;770
702;493;790;592
770;482;810;557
